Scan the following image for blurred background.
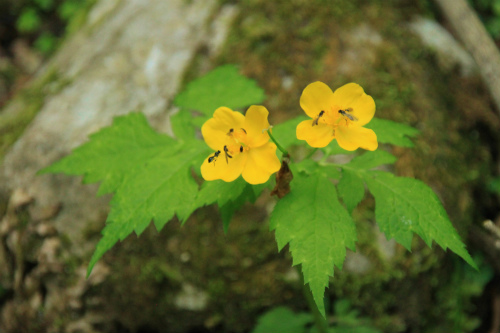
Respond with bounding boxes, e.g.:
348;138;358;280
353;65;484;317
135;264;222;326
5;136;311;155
1;0;500;332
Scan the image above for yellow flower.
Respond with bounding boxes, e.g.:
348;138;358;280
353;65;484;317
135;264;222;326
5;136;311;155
201;106;281;184
296;82;378;151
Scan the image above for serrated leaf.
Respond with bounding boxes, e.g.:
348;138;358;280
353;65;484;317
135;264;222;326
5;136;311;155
40;113;175;196
347;150;396;170
252;307;312;333
195;178;248;209
87;143;206;276
195;179;267;233
174;65;265;116
193;178;248;233
270;172;357;317
366;118;419;147
337;169;365;214
364;171;477;269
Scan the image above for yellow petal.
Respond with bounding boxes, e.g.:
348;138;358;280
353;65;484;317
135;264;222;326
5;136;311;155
296;119;334;148
336;125;378;151
201;151;247;182
300;81;336;119
243;105;271;148
202;107;245;150
332;83;375;126
242;143;281;184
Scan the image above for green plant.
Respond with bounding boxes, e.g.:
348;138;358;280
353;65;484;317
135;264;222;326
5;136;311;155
251;300;382;333
14;0;92;55
40;65;477;324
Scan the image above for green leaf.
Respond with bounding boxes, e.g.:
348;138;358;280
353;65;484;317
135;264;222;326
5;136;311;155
17;7;41;33
40;113;175;196
270;172;357;317
41;112;208;275
337;169;365;214
322;140;356;156
346;150;396;170
366;118;419;147
195;178;248;208
58;0;82;21
252;307;312;333
174;65;265;116
34;32;58;55
88;143;206;276
272;115;307;149
170;109;197;141
194;178;266;233
296;160;342;180
487;176;500;194
364;171;477;269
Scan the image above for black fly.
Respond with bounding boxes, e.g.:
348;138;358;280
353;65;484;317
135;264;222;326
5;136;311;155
208;150;221;166
223;145;232;164
312;110;325;126
338;108;358;121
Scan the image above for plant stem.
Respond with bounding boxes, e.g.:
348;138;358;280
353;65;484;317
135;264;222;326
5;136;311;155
297;266;329;333
267;129;288;157
305;148;318;160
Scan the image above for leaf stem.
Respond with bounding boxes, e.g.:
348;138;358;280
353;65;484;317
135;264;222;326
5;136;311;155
267;129;289;157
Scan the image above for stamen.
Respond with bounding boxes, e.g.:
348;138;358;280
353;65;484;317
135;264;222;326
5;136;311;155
262;125;273;133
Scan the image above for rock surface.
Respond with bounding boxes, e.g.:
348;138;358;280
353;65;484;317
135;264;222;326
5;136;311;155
0;0;239;331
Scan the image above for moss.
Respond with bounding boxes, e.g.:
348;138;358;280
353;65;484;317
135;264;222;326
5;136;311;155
0;67;70;162
211;0;496;332
64;0;100;37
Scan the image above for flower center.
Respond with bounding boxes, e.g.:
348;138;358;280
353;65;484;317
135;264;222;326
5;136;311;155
313;105;358;129
225;128;249;156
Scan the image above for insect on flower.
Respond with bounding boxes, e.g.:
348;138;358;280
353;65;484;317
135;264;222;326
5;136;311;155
208;150;221;166
312;110;325;126
201;106;281;184
296;81;378;151
223;145;232;164
338;108;358;122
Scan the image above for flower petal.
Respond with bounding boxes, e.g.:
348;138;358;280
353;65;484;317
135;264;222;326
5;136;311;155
300;81;336;119
202;107;245;150
243;105;271;148
296;119;335;148
242;143;281;184
336;125;378;151
201;151;247;182
332;83;375;126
